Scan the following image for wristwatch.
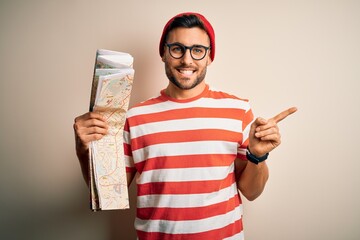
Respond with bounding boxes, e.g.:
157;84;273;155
246;147;269;165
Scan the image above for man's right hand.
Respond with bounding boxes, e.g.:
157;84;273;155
73;112;109;152
73;112;108;185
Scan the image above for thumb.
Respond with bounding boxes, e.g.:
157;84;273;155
250;117;267;134
255;117;267;125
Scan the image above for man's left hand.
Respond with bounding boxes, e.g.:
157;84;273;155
248;107;297;157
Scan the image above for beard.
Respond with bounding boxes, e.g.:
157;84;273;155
165;63;207;90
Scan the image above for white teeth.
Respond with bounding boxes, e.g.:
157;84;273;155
179;70;194;75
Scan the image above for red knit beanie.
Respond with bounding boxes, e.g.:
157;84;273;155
159;12;215;62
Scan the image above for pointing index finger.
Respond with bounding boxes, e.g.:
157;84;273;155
272;107;298;123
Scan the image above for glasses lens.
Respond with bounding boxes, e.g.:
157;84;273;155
169;44;184;59
191;46;206;60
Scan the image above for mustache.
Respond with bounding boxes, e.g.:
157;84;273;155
175;63;197;69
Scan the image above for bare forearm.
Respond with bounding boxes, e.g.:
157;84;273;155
239;107;297;200
238;161;269;201
75;137;90;187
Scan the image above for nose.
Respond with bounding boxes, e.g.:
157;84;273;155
181;48;193;64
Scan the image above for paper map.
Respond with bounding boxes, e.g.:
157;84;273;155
89;49;134;211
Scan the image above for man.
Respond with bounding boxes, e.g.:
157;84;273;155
74;12;297;240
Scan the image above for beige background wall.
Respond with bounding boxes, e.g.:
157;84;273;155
1;0;359;239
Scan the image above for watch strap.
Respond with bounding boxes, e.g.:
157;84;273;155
246;147;269;165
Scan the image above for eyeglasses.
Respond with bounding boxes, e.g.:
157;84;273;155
165;42;210;60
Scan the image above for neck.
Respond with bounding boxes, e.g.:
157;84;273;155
165;82;206;100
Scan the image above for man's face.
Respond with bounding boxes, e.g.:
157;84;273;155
162;27;212;91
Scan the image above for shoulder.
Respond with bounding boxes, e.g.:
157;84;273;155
205;86;251;110
126;93;166;118
207;86;249;102
130;95;163;109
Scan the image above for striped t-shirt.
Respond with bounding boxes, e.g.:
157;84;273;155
124;85;254;240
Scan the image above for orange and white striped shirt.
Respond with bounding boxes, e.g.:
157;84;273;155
124;85;253;240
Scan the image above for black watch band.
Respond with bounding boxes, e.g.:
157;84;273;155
246;147;269;165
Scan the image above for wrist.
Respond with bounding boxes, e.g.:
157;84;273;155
247;146;264;158
76;141;90;159
246;147;269;165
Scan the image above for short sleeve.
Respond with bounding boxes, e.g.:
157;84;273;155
237;101;254;161
123;118;136;173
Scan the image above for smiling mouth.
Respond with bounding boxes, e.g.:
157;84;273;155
178;69;195;76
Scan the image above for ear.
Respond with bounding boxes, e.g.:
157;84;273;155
206;55;212;66
161;45;167;62
205;48;212;66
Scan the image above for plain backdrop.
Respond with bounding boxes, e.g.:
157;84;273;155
1;0;359;239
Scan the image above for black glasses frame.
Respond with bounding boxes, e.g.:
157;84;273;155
165;42;210;60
